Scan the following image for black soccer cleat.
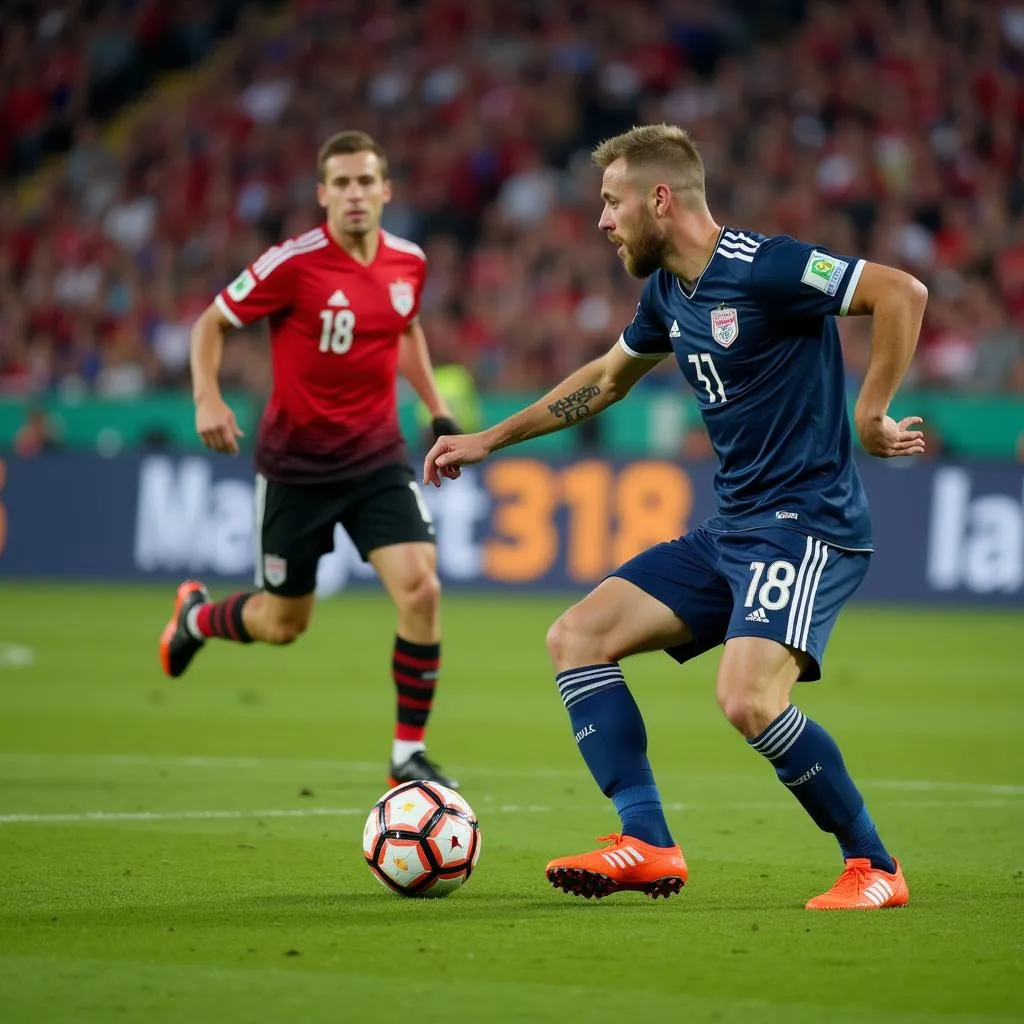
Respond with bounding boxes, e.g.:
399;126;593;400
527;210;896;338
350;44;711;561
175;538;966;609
388;749;460;791
159;579;210;678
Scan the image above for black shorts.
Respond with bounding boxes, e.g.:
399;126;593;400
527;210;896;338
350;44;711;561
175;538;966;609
253;463;435;597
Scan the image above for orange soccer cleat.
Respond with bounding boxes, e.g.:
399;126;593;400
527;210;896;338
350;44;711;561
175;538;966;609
159;579;210;678
545;832;688;900
805;857;910;910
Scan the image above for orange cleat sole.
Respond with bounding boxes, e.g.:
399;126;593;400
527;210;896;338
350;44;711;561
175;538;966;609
546;866;685;900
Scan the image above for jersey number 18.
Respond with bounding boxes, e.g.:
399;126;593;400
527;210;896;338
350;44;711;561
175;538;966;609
318;309;356;354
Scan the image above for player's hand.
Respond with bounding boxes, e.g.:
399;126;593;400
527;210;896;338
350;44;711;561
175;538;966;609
196;396;244;455
856;413;925;459
430;415;461;441
423;431;492;487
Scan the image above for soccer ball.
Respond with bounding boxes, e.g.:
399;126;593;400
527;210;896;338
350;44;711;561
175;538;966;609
362;780;481;897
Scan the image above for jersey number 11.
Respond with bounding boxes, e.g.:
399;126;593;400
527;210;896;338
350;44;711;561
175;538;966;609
687;353;727;403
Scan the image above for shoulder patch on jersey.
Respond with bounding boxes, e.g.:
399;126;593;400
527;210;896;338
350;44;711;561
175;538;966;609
800;251;848;296
381;230;426;261
710;305;739;347
227;269;256;301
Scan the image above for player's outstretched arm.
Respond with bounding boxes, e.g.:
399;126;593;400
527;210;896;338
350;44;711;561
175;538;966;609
845;262;929;459
423;341;655;487
191;303;244;455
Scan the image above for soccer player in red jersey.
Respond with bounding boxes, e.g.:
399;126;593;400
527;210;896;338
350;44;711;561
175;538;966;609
159;131;461;790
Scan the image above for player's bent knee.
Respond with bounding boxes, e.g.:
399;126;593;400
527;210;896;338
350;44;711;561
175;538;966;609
546;609;606;669
716;684;785;739
399;570;441;618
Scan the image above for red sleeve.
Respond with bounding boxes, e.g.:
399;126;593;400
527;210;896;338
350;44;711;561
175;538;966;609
215;244;297;327
412;256;428;321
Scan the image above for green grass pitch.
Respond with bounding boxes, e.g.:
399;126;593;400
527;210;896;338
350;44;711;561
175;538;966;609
0;584;1021;1023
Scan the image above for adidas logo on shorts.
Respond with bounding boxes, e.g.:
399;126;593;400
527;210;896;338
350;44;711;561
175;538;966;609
745;607;770;623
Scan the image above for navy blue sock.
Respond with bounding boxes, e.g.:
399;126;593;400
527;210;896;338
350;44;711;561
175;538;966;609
749;705;895;873
556;664;674;848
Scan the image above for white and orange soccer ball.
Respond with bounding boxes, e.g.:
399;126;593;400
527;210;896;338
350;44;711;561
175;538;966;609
362;780;481;897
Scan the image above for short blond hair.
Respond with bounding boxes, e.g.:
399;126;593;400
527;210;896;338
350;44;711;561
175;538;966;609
592;123;705;199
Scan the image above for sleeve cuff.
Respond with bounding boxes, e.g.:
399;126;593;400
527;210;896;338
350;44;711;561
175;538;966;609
839;259;865;316
215;293;245;328
618;333;670;360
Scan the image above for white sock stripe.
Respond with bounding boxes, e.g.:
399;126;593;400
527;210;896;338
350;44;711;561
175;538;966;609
557;666;624;692
556;668;624;690
765;714;807;760
563;680;625;709
751;705;799;751
557;664;624;680
750;706;804;756
799;545;830;650
758;711;806;758
791;540;826;651
785;536;816;646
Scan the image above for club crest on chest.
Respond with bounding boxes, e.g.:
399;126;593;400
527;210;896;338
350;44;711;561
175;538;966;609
389;280;414;316
710;305;739;348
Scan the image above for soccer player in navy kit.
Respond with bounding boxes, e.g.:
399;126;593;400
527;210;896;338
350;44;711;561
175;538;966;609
424;124;927;909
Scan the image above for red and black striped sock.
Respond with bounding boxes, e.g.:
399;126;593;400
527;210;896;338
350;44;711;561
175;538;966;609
392;636;440;743
188;593;255;643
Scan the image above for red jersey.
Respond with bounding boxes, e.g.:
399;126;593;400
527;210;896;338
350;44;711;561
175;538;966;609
216;224;426;483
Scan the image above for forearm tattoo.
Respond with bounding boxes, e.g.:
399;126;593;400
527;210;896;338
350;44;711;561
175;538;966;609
547;384;601;424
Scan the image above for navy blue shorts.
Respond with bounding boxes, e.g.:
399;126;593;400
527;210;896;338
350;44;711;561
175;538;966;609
611;524;871;681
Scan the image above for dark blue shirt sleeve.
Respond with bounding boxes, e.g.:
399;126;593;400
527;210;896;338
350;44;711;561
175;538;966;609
620;276;672;358
748;236;866;318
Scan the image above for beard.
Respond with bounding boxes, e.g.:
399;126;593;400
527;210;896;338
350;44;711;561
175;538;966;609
621;206;668;279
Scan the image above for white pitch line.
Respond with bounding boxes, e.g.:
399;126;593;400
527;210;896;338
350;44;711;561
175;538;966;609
0;798;1016;827
0;804;552;826
0;753;1020;796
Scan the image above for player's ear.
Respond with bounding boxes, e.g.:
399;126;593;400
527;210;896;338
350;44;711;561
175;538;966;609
381;179;392;205
652;183;671;217
316;182;327;209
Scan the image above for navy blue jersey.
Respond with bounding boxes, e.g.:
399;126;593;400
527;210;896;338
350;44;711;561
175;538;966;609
621;228;872;550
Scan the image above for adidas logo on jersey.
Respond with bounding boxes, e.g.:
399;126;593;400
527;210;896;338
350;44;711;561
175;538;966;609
745;607;770;623
669;320;681;338
326;290;350;307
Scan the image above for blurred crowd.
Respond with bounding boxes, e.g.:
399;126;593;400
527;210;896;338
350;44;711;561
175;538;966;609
0;0;1022;407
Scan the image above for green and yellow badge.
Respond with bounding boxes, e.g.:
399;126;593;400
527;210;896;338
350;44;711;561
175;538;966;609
800;250;848;296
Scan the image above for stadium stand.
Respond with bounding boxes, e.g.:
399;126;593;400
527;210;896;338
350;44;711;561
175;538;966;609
0;0;1021;409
